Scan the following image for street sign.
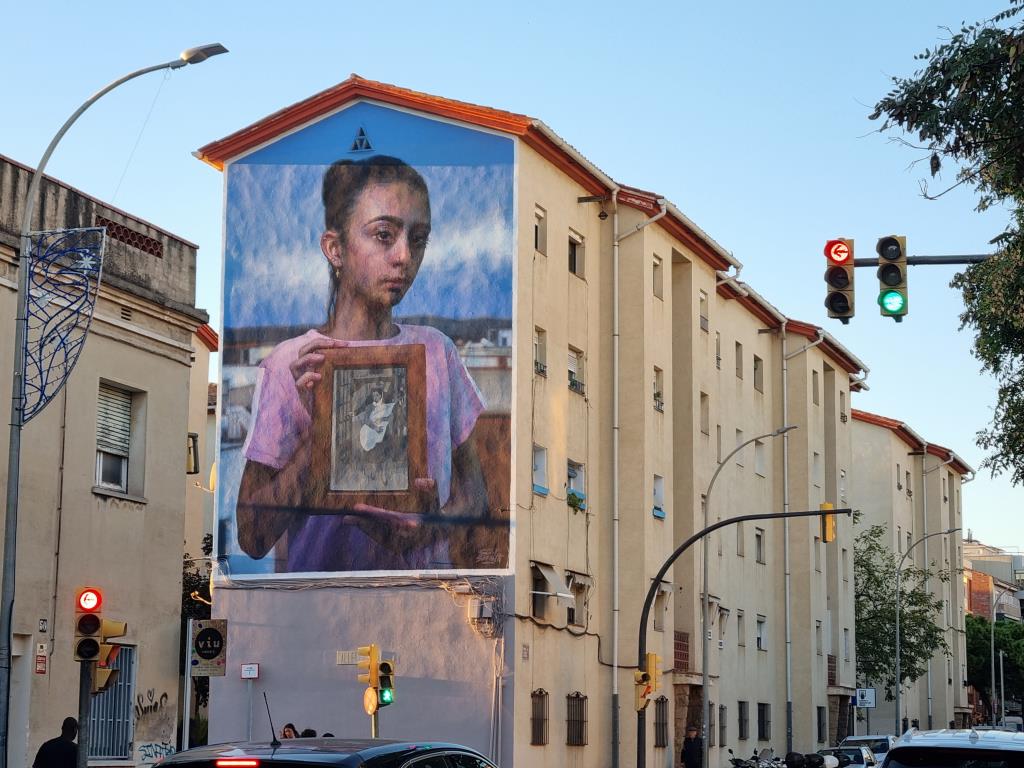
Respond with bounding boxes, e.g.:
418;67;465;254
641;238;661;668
190;619;227;677
240;663;259;680
856;687;876;708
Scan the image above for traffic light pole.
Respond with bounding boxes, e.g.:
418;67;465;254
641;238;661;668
371;711;379;739
77;663;92;768
851;255;990;266
635;507;851;768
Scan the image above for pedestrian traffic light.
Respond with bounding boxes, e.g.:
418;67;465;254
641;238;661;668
820;502;837;544
634;668;652;711
357;644;380;689
645;652;662;693
92;617;128;693
876;235;908;320
74;587;103;662
823;238;855;323
377;659;395;707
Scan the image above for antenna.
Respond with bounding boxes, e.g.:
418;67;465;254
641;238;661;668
263;691;281;747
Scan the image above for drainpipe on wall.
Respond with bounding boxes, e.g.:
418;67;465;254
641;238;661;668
612;194;666;768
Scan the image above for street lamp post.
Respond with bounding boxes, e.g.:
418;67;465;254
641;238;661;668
893;527;960;737
701;425;795;768
1;44;226;768
989;585;1015;726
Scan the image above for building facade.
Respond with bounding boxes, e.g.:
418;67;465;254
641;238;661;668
197;77;865;767
0;155;212;766
850;410;973;732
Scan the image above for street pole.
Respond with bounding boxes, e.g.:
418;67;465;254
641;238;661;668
0;45;225;767
999;650;1005;728
894;528;959;737
636;506;851;768
76;663;92;768
701;426;795;768
990;586;1013;726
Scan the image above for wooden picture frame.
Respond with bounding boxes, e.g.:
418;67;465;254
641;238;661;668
310;344;427;513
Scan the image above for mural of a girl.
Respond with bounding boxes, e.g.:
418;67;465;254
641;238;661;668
236;155;488;572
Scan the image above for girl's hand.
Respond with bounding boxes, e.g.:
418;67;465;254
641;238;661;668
289;337;350;390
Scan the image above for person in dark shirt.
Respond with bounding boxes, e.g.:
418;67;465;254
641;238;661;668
33;717;77;768
681;724;703;768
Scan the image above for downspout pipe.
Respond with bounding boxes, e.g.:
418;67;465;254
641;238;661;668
617;196;666;768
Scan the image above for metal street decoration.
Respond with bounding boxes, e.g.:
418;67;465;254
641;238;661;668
21;227;105;423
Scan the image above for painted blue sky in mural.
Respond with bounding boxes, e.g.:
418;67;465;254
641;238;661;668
223;103;514;329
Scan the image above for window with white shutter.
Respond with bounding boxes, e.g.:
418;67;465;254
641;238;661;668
96;384;132;492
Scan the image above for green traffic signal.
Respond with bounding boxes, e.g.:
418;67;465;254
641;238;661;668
379;687;394;704
878;289;907;315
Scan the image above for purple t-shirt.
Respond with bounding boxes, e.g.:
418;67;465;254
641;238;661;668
242;324;485;572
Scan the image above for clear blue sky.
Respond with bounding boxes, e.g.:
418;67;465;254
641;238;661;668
5;1;1020;551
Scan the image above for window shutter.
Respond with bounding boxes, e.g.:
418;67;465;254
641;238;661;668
97;385;131;456
568;351;578;376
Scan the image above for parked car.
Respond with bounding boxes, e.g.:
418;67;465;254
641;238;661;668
158;738;497;768
819;745;878;766
880;728;1024;768
840;735;897;764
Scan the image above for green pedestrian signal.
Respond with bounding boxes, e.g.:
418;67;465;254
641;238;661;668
377;660;395;707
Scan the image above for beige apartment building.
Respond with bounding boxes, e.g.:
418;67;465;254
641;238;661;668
197;77;865;767
850;410;973;731
0;155;213;766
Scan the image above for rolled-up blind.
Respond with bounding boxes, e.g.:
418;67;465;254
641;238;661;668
97;384;131;456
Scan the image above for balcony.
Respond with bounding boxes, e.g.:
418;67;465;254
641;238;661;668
568;374;585;396
534;359;548;376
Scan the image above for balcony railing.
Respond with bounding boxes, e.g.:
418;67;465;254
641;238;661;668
674;631;690;672
568;375;585;395
534;360;548;376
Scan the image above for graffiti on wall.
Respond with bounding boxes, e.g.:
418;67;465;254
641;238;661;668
138;741;175;764
134;688;175;764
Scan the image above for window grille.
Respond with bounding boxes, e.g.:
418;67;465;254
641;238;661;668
720;704;727;747
738;700;749;740
757;702;771;741
566;691;587;746
530;689;549;745
817;705;826;743
96;215;163;258
88;645;135;759
709;700;716;746
654;696;669;747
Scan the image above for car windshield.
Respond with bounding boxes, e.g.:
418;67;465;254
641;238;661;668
849;740;891;754
885;748;1024;768
840;749;867;763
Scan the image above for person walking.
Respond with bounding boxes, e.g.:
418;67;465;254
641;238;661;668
33;717;77;768
681;724;703;768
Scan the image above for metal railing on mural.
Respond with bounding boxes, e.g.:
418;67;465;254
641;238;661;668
20;227;105;423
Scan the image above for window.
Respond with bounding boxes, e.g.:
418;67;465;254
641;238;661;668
815;620;823;655
812;451;822;488
566;692;587;746
709;700;716;746
715;332;722;369
814;536;822;571
531;566;548;620
700;392;710;435
533;327;547;376
96;382;144;496
839;390;848;422
817;706;826;743
897;525;903;552
653;587;668;632
756;615;767;650
653;367;664;411
653;254;664;299
755;528;765;563
567;460;586;510
532;445;548;495
699;290;709;331
753;355;764;392
754;440;767;477
842;548;849;581
942;474;948;502
897;462;903;490
737;610;746;646
531;689;549;745
532;562;571;623
720;704;728;748
653;474;666;518
88;645;135;759
566;572;591;627
735;341;744;378
840;468;847;505
843;628;850;661
736;521;745;557
757;702;771;741
534;206;547;254
738;701;750;740
716;425;722;462
568;347;585;394
905;470;912;498
568;230;585;277
735;429;745;466
654;697;669;748
812;370;820;405
906;530;912;553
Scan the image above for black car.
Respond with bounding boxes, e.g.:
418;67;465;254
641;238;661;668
158;738;497;768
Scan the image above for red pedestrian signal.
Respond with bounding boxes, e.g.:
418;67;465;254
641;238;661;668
824;239;855;323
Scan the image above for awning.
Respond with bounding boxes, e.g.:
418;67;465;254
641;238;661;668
532;562;574;608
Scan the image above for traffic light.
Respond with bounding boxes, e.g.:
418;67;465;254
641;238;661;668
876;235;908;320
823;239;855;323
73;587;103;662
820;502;837;544
93;617;128;694
634;668;652;712
377;659;395;707
357;644;380;689
645;652;662;693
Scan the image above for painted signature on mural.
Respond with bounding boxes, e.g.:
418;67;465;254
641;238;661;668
138;741;175;763
135;689;170;720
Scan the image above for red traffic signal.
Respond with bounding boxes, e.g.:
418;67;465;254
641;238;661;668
76;587;102;613
824;238;855;323
824;239;852;264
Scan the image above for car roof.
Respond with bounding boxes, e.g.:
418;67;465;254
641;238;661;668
891;729;1024;752
160;738;487;766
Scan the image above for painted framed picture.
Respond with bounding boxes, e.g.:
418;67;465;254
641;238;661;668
311;344;427;513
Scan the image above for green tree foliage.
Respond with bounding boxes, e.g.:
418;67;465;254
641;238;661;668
870;2;1024;485
965;612;1024;719
181;533;213;709
854;523;949;699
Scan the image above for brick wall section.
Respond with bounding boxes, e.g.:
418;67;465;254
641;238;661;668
967;572;994;618
675;631;690;672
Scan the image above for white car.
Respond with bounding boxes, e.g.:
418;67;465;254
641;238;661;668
880;728;1024;768
840;735;897;765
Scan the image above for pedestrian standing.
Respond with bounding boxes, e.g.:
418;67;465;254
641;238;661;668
33;717;77;768
681;724;703;768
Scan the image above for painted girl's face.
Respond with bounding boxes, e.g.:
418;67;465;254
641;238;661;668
326;181;431;311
